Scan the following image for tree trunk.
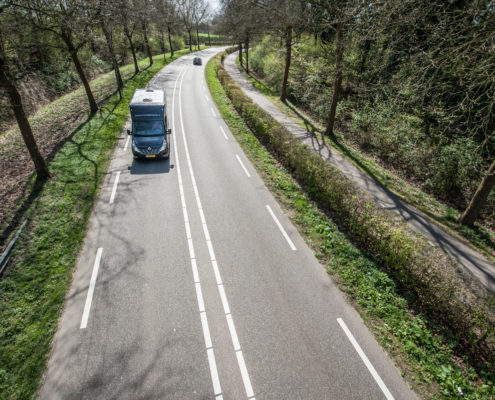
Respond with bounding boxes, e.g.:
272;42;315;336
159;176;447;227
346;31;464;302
208;29;211;46
160;29;166;62
142;21;153;66
101;22;123;94
325;24;344;136
167;25;174;57
124;23;139;74
458;160;495;226
239;42;243;67
188;29;192;51
359;39;372;73
245;35;249;73
61;32;98;114
280;25;292;102
0;48;50;180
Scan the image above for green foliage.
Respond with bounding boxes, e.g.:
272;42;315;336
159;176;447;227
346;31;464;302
214;51;494;371
207;52;495;400
171;35;185;52
247;34;495;217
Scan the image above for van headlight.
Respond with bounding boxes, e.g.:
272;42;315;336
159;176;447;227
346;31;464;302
159;141;167;152
132;141;143;154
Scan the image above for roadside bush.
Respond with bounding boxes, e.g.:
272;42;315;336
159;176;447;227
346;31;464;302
250;35;275;76
424;140;483;203
215;51;495;366
262;53;284;94
172;35;185;52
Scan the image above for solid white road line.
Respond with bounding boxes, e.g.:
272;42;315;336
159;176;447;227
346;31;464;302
123;136;130;151
179;67;256;399
172;66;223;397
210;107;216;117
80;248;103;329
226;314;240;351
109;171;121;204
337;318;395;400
265;205;297;251
236;155;251;178
219;126;228;140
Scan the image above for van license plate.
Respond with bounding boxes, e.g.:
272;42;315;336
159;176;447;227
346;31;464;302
146;155;156;158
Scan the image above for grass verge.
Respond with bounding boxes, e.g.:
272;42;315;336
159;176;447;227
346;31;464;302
0;48;198;400
211;52;495;399
236;55;495;264
0;48;205;248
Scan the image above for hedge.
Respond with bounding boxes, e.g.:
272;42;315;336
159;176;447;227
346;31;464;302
215;50;494;366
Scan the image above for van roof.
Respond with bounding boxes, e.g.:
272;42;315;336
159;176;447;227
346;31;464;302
130;88;166;106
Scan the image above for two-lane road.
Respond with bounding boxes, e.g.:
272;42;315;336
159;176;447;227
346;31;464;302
40;48;416;400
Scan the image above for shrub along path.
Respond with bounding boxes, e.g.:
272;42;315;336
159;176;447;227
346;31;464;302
224;52;495;294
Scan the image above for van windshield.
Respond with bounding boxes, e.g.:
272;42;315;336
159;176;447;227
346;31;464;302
133;121;164;136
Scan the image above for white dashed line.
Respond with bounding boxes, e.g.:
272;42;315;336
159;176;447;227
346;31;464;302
337;318;395;400
80;248;103;329
219;126;228;140
236;351;255;398
236;155;251;178
265;205;297;251
207;348;222;396
172;66;223;398
205;95;210;103
109;171;121;204
179;68;256;399
210;107;216;117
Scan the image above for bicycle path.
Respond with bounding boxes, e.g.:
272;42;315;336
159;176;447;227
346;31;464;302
224;52;495;293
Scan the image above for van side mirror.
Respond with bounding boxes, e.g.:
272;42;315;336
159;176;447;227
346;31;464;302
127;129;131;135
167;129;172;135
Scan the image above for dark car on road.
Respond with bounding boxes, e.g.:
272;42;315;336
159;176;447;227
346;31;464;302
193;57;202;65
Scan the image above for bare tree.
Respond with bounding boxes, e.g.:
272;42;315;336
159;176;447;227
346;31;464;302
307;0;360;135
219;0;264;72
95;0;124;94
179;0;207;51
116;0;140;74
11;0;100;114
153;0;179;58
252;0;308;101
0;8;50;180
136;0;154;66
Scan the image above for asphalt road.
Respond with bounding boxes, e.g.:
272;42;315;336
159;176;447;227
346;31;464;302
39;48;416;400
224;52;495;293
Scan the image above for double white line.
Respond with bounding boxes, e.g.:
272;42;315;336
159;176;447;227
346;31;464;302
173;66;255;399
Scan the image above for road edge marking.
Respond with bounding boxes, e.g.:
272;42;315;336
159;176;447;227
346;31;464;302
236;154;251;178
337;317;395;400
265;205;297;251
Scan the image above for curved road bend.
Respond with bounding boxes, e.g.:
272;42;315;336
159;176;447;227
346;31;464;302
224;52;495;294
40;48;416;399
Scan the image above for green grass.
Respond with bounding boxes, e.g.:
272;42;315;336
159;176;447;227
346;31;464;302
214;54;495;399
236;55;495;263
198;32;222;38
0;48;197;400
